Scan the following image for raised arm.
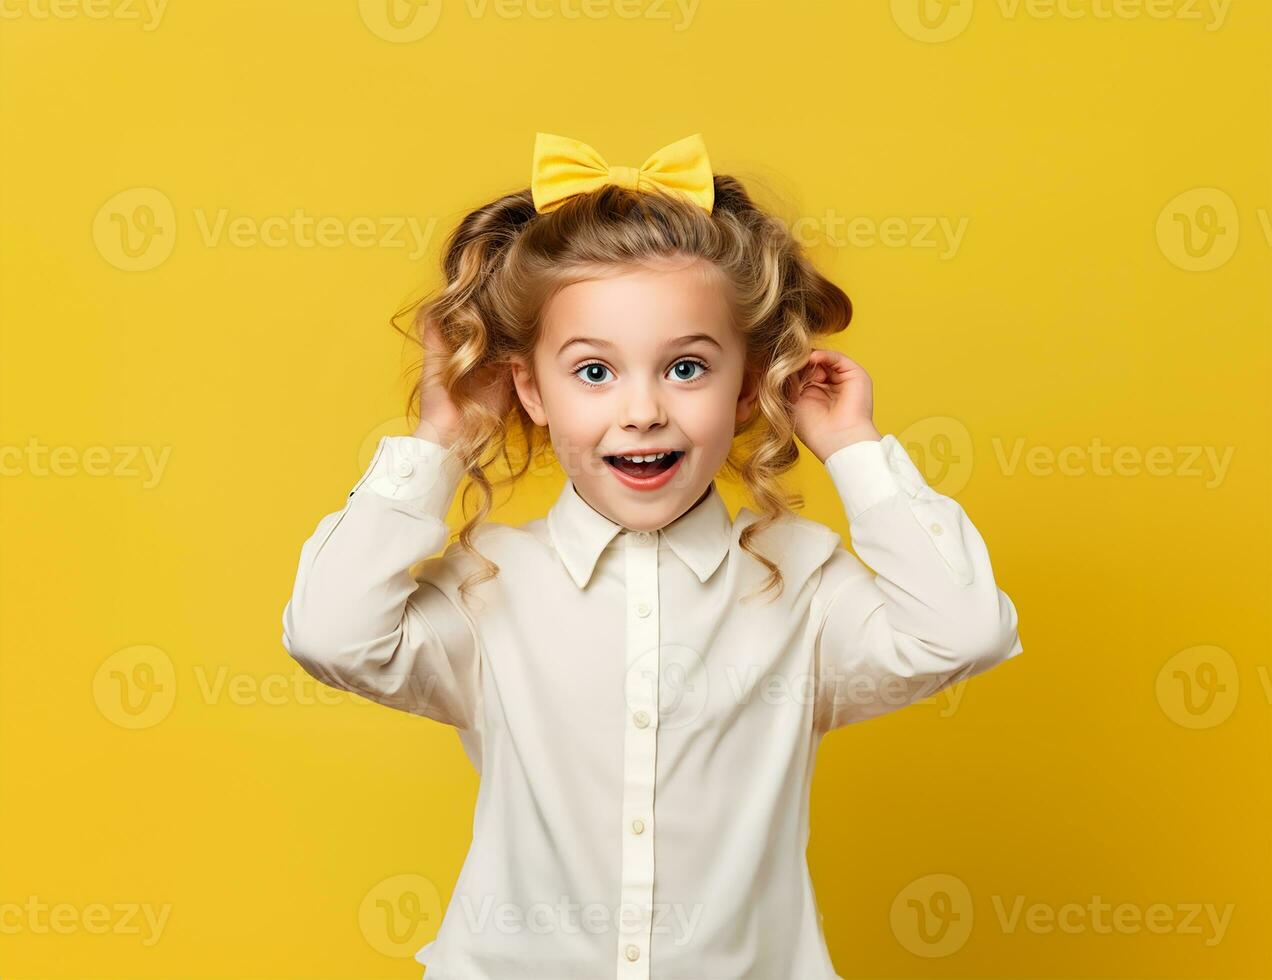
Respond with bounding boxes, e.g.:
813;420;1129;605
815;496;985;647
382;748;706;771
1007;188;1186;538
810;434;1023;733
281;434;483;730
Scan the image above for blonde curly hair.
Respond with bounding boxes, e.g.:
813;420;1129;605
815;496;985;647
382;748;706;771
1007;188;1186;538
391;175;852;608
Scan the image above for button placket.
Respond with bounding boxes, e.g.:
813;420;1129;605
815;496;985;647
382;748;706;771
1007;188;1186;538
617;529;658;978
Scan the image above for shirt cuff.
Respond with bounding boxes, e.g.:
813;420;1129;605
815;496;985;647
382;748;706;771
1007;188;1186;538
351;435;467;515
824;433;926;520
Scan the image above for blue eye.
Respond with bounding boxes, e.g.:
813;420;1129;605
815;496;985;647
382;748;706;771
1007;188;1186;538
669;358;709;382
574;363;614;386
573;359;711;388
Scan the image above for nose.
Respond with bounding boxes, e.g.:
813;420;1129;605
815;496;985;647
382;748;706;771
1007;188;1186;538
619;377;667;432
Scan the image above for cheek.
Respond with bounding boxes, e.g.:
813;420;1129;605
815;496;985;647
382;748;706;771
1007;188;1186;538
540;373;587;418
676;391;740;444
541;381;608;453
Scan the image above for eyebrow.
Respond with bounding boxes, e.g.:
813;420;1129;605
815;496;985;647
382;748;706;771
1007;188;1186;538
557;333;724;356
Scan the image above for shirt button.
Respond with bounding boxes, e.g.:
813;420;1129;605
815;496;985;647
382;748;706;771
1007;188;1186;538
633;530;651;544
635;601;651;617
633;710;650;728
631;818;645;834
929;523;944;535
625;944;640;962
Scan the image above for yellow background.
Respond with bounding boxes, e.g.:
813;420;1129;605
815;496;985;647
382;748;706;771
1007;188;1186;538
2;0;1268;976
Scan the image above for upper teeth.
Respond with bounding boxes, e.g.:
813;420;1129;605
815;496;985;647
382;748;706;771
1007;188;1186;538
618;452;670;462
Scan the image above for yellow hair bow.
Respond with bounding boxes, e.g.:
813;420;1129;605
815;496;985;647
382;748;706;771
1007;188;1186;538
530;132;715;215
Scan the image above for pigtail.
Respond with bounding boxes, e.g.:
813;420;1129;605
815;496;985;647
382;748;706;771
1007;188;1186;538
392;190;541;609
709;176;854;603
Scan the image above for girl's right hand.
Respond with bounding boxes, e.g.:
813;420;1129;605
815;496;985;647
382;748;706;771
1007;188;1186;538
414;317;513;447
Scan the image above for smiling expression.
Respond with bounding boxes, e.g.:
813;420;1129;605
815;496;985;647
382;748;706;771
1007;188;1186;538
511;257;758;532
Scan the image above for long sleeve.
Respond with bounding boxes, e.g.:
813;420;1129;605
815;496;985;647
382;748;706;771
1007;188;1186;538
810;434;1023;733
281;434;483;730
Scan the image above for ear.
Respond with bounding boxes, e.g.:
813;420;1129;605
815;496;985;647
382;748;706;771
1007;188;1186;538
735;366;760;425
511;355;548;427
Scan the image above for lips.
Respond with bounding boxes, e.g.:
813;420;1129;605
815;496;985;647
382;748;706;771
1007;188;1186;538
603;450;685;491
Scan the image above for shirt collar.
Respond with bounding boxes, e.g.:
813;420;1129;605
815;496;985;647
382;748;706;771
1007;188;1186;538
546;479;734;589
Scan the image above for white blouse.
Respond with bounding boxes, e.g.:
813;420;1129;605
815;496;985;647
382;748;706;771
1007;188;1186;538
282;433;1023;980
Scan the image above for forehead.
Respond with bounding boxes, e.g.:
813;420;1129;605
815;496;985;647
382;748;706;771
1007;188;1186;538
539;260;737;356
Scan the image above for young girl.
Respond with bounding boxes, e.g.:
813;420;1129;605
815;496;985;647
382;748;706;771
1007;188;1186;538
282;132;1023;980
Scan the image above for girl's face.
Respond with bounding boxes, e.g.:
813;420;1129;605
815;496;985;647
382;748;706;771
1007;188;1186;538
511;258;758;532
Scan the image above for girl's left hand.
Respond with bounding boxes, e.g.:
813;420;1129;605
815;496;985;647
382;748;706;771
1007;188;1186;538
789;349;882;462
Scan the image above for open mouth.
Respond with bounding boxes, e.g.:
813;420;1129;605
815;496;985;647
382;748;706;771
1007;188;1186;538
603;450;685;480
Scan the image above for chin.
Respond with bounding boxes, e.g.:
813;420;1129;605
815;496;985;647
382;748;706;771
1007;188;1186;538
625;491;706;532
